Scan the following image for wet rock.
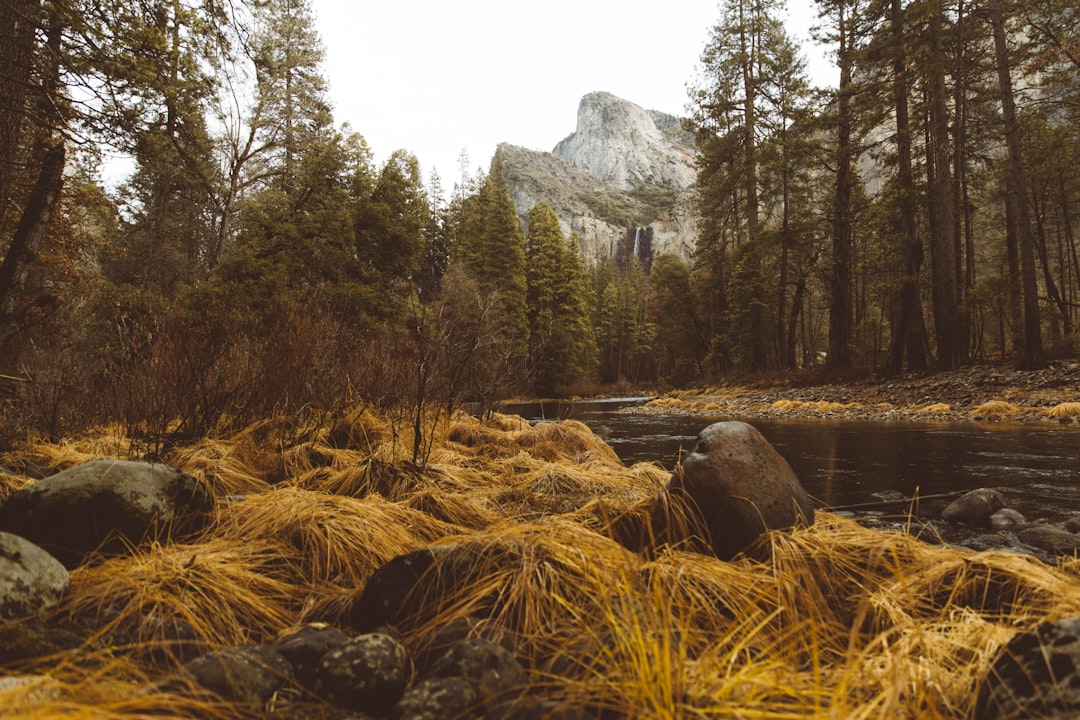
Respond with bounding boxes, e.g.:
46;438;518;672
668;421;815;559
0;675;63;703
274;624;350;688
989;508;1026;529
0;460;214;568
1017;525;1080;556
349;546;450;633
976;617;1080;719
176;644;292;704
392;676;477;720
941;489;1006;526
311;632;410;714
0;621;82;666
1065;516;1080;534
486;698;591;720
0;532;69;620
426;638;527;710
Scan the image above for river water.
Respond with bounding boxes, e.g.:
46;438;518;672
501;397;1080;535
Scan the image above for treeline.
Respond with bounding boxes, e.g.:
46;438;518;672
683;0;1080;376
0;0;1077;449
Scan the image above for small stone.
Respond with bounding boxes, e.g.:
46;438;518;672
989;508;1026;529
312;632;410;714
0;532;69;620
426;638;527;709
977;617;1080;719
392;677;477;720
177;645;292;704
274;624;350;688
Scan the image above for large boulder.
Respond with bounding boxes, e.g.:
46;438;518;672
669;421;815;560
976;617;1080;719
0;532;69;619
174;645;292;705
0;460;214;568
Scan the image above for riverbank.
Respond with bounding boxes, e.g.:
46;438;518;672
2;409;1080;717
643;362;1080;425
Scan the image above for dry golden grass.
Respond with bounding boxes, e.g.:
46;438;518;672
7;403;1080;718
1044;401;1080;418
918;402;953;414
971;400;1024;418
771;399;857;412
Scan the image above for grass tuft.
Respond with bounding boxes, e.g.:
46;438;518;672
971;400;1024;418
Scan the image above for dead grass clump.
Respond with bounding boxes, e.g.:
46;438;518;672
869;551;1080;626
1044;401;1080;418
918;402;953;414
296;458;425;500
396;522;641;659
212;486;457;588
58;538;299;665
166;438;271;496
514;420;621;464
971;400;1024;418
0;470;32;502
280;441;365;478
327;404;388;451
446;421;509;451
403;488;502;530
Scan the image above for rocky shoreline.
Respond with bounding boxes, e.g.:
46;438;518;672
640;362;1080;425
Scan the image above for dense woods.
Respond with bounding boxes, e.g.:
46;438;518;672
0;0;1077;447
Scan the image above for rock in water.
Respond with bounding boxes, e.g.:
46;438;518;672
977;617;1080;719
941;488;1006;526
0;459;214;568
670;421;814;560
0;532;69;620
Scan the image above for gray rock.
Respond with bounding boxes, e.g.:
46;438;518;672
669;421;815;559
177;644;292;704
941;488;1006;526
349;545;451;633
0;531;69;620
312;632;410;714
989;508;1026;528
392;677;477;720
1017;525;1080;556
274;624;350;688
426;638;527;709
0;460;214;568
977;617;1080;719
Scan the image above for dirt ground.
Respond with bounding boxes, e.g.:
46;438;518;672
643;360;1080;425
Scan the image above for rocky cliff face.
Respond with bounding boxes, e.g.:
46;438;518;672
497;92;698;265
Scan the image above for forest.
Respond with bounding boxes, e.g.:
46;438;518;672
0;0;1077;449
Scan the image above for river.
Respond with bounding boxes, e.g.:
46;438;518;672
501;397;1080;539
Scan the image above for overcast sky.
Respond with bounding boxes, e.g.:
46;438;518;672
313;1;835;193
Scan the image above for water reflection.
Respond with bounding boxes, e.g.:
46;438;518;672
501;398;1080;523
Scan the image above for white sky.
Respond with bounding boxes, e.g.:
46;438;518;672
313;1;835;193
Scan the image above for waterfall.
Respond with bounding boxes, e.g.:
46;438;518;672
633;227;641;258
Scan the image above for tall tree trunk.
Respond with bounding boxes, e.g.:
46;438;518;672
738;0;767;370
991;0;1045;369
883;0;931;375
827;1;854;371
0;141;65;360
926;2;961;369
0;0;39;237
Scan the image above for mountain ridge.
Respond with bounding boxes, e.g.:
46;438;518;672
496;92;699;265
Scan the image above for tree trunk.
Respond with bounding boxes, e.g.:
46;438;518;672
0;0;39;237
827;1;854;372
991;0;1045;369
0;142;65;360
883;0;931;376
927;2;961;369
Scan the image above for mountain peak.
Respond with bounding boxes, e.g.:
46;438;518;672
553;92;696;191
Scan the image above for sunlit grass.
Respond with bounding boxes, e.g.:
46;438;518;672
3;405;1080;717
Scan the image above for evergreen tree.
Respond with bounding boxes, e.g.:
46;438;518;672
456;152;528;367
